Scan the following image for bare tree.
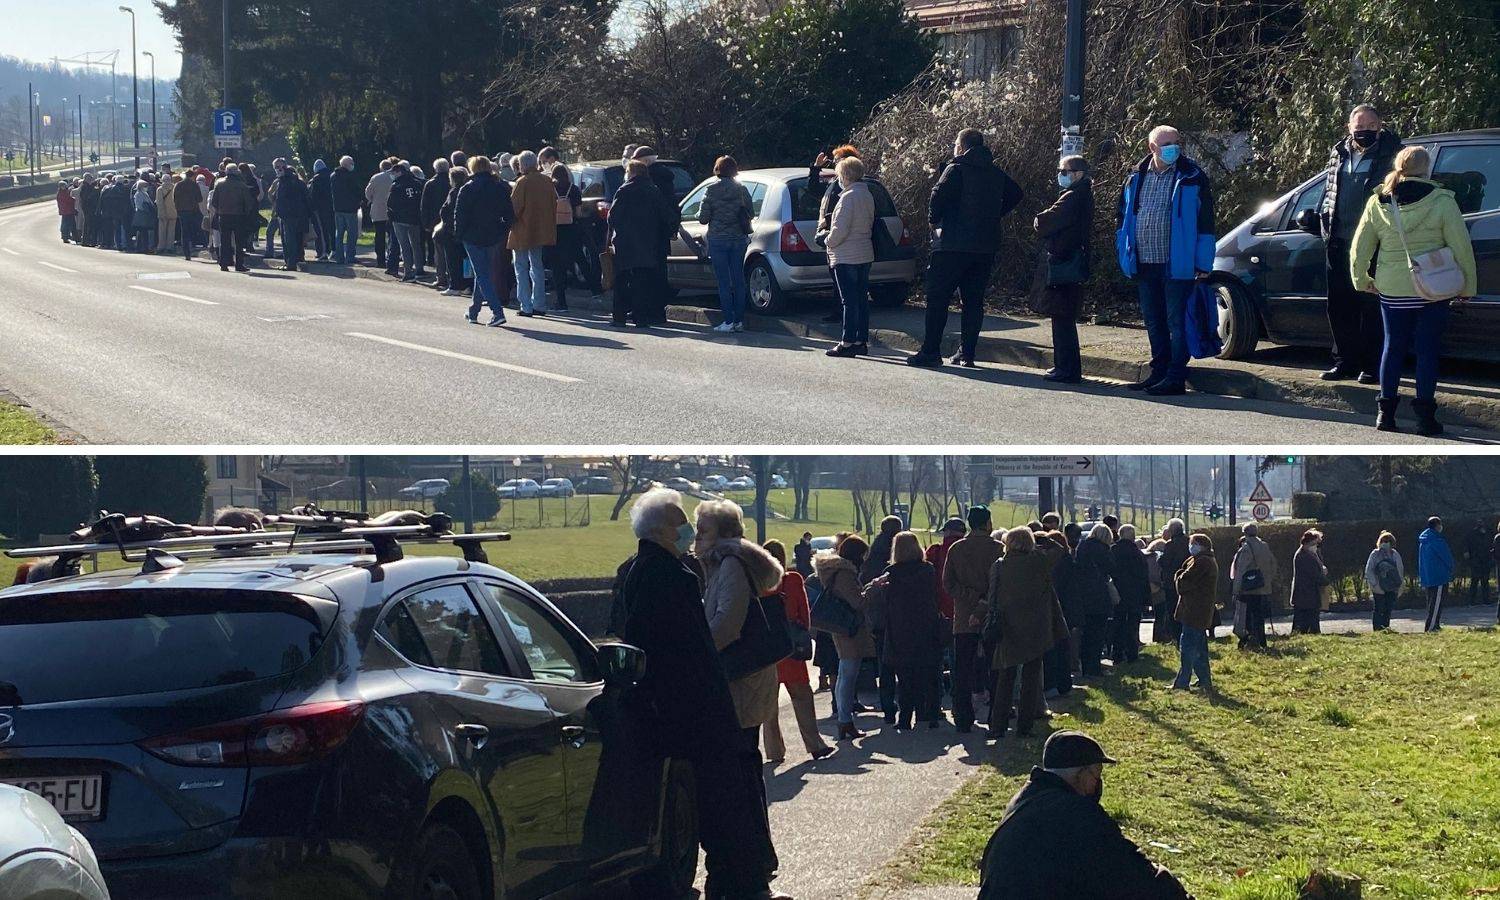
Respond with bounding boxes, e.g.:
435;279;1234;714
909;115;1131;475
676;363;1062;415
607;455;668;520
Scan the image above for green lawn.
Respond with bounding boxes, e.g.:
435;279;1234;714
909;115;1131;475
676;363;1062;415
0;399;57;444
893;630;1500;899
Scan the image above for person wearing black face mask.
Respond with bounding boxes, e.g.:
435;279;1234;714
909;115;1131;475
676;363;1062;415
977;731;1192;898
1318;103;1403;386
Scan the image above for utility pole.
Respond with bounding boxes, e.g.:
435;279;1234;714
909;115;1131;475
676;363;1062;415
1227;455;1237;526
120;6;140;172
1148;457;1156;534
1038;477;1054;520
462;455;474;534
1182;456;1190;530
77;94;83;172
223;0;231;108
143;51;157;166
752;456;769;544
26;83;34;182
1059;0;1086;164
357;457;369;514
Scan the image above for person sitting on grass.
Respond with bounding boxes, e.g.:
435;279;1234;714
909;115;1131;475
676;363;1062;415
977;730;1192;899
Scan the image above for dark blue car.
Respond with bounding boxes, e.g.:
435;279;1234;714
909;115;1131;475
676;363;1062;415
1211;128;1500;361
0;516;696;900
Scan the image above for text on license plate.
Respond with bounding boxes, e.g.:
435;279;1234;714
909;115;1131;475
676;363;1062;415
2;775;104;821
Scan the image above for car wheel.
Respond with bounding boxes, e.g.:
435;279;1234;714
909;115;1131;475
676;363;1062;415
1214;278;1261;359
631;761;698;899
869;281;910;308
746;257;788;315
402;822;483;900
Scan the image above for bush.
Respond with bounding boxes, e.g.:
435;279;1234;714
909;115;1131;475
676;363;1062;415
0;457;97;542
1292;492;1328;520
94;457;210;525
436;472;501;525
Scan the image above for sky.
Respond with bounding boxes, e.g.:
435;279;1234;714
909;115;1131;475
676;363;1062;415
1;1;181;79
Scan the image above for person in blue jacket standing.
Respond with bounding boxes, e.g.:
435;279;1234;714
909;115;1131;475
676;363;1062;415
1418;516;1455;632
1115;125;1217;396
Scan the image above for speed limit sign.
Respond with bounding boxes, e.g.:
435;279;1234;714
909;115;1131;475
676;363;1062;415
1252;502;1271;521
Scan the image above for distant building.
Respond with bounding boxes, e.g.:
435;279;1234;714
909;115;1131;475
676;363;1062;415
203;454;262;520
907;0;1027;80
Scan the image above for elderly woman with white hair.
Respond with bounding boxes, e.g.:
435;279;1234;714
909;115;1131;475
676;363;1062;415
614;488;779;900
823;155;876;358
1072;523;1116;677
1107;523;1149;664
507;150;557;316
1154;517;1191;643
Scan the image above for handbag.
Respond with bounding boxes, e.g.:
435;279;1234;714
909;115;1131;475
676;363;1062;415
1046;247;1088;286
719;559;794;681
1241;568;1266;592
787;619;814;661
1388;196;1465;301
809;579;864;637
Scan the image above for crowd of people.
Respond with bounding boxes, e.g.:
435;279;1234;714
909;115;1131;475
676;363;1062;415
48;106;1479;432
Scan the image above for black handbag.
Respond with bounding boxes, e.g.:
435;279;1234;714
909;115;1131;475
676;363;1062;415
1241;568;1266;592
787;619;814;661
809;580;864;637
720;559;794;681
1047;247;1088;286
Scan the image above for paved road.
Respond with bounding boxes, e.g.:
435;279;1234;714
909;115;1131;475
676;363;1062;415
0;201;1490;445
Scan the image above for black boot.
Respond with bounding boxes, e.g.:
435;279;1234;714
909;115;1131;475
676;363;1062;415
1376;397;1401;432
1412;398;1444;437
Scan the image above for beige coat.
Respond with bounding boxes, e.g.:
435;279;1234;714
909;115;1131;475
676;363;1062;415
508;171;559;250
1230;535;1277;596
824;180;875;266
701;537;784;729
944;533;1003;634
155;179;178;220
813;551;877;659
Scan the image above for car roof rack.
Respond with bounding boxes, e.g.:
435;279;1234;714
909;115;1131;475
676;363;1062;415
5;507;511;577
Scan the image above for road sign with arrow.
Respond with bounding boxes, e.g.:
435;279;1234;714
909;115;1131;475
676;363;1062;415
992;456;1095;477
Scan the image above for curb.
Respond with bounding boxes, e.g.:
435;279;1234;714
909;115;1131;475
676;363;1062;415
348;266;1497;434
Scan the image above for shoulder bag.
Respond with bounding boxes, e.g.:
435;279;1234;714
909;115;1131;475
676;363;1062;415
719;559;794;681
809;575;864;637
1388;196;1464;302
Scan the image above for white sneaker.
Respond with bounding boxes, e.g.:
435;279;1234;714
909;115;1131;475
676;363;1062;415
440;288;460;296
732;322;745;332
713;322;735;333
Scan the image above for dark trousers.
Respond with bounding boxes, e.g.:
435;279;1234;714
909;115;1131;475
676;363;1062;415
1079;615;1108;676
1135;262;1194;385
876;633;897;718
1109;607;1141;662
442;237;468;289
217;216;250;269
992;657;1044;734
280;216;307;268
550;223;581;306
312;210;334;259
178;211;202;259
1043;638;1072;695
1326;240;1384;375
60;214;78;242
893;665;938;728
1470;564;1493;604
1379;300;1451;401
1373;591;1395;631
372;220;390;268
921;251;994;358
1291;608;1321;634
1153;588;1182;643
1424;584;1445;632
613;266;658;325
695;731;774;899
1240;595;1268;648
951;632;983;729
1051;310;1082;378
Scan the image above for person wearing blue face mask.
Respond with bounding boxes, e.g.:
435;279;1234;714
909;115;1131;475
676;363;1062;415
612;487;785;900
1033;155;1094;383
1115;124;1218;396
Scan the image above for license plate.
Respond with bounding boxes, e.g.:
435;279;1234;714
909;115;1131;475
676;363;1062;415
2;775;104;821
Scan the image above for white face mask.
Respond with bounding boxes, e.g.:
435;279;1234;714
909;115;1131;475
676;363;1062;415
1188;544;1203;556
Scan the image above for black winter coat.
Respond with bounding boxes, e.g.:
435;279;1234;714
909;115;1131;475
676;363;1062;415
1109;540;1151;614
1051;545;1083;626
929;144;1023;254
1320;129;1401;243
978;768;1191;900
648;162;682;256
615;540;742;757
99;183;132;219
308;171;334;217
875;560;945;669
273;171;311;220
330;167;363;214
1074;537;1115;619
608;175;673;271
387;172;424;226
421;172;450;230
453;171;514;248
1034;175;1093;262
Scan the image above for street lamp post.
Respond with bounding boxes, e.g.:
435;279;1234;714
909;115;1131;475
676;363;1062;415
142;51;157;166
26;83;34;182
1059;0;1086;164
120;5;140;172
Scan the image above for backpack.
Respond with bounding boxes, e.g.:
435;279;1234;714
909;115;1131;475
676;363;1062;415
1374;557;1403;594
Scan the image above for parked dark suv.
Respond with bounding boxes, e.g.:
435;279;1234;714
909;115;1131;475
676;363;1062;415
1211;129;1500;361
0;512;695;900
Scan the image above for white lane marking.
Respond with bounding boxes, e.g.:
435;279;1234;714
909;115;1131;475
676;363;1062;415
128;285;219;306
259;313;332;323
1;247;18;256
136;271;192;281
344;332;582;384
37;260;78;273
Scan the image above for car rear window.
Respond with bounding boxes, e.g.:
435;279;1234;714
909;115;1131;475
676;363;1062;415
0;589;331;705
789;176;898;222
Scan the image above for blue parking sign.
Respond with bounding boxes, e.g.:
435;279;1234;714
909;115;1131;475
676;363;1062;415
213;109;243;137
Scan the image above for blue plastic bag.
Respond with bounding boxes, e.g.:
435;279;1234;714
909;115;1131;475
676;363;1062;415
1186;281;1224;359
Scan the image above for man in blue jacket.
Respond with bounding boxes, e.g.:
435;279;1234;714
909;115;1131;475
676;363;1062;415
1116;125;1216;396
1418;516;1455;632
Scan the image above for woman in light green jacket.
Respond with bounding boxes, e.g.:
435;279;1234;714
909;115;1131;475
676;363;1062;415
1350;145;1476;436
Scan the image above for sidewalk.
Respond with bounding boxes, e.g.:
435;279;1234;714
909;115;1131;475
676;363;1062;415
341;264;1500;434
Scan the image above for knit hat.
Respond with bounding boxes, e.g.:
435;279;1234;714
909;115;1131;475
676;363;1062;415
313;159;328;173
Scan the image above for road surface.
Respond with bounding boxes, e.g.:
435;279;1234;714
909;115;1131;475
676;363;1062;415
0;201;1490;445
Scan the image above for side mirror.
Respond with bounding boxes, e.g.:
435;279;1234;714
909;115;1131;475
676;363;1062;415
596;641;646;687
1293;209;1321;236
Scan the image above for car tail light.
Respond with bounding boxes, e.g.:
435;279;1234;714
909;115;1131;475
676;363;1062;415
597;201;611;220
899;225;913;247
780;222;807;253
140;701;366;767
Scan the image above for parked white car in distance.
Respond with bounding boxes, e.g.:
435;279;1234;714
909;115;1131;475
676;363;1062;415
663;476;700;493
397;478;451;500
540;478;576;498
498;478;543;499
702;475;729;491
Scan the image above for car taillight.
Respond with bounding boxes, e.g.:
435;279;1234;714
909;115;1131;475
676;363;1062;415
780;222;806;253
597;201;611;220
899;225;913;247
140;700;366;767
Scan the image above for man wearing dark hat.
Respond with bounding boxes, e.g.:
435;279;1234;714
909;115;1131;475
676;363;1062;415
942;507;1002;732
630;145;682;324
977;731;1192;899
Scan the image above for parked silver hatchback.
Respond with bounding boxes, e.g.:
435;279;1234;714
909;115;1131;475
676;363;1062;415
668;168;918;314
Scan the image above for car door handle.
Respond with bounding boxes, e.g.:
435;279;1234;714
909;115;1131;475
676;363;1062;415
454;723;489;748
560;725;586;748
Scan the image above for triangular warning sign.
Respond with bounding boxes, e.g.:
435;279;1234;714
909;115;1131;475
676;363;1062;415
1248;481;1273;503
